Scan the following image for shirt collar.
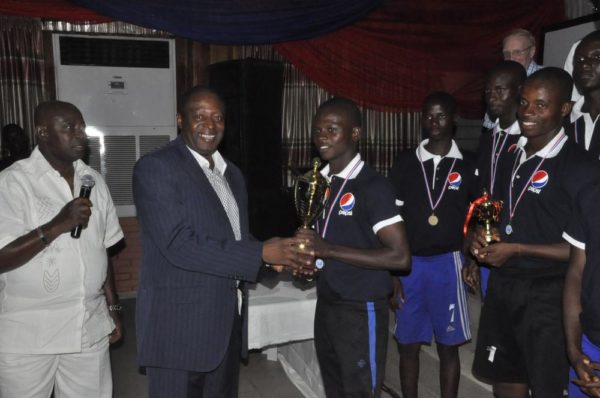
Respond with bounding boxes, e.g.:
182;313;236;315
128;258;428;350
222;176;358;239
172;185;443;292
571;96;586;123
320;153;364;181
515;128;568;160
30;146;92;180
493;119;520;135
187;147;228;175
416;139;463;162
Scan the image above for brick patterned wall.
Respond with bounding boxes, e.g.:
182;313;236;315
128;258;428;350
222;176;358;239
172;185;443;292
113;217;141;296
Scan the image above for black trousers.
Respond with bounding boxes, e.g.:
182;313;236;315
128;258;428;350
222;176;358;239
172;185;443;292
146;311;242;398
315;298;388;398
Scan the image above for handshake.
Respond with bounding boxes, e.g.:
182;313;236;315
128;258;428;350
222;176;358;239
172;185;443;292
262;228;323;279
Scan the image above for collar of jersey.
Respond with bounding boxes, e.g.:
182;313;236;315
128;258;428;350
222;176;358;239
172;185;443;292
320;153;364;182
515;128;568;162
416;139;463;162
493;119;520;135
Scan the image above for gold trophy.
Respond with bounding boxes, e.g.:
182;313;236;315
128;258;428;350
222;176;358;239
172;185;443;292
466;190;503;244
293;158;330;274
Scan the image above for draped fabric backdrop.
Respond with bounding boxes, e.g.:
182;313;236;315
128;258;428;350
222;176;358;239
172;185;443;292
0;0;565;116
275;0;565;118
0;17;48;147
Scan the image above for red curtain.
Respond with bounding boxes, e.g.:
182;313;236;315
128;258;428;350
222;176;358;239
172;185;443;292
0;0;110;22
1;0;565;116
275;0;565;117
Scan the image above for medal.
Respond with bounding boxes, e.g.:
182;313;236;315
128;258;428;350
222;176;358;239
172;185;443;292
505;224;513;235
428;214;439;226
417;146;457;228
315;258;324;269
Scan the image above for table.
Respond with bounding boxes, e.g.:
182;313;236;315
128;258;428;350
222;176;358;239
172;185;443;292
248;275;325;398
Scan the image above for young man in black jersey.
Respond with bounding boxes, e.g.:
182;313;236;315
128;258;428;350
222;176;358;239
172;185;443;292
463;61;526;295
471;67;599;397
388;92;475;398
565;30;600;160
296;97;411;397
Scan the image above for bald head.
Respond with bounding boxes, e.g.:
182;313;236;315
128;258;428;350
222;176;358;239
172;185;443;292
34;100;87;168
34;101;82;131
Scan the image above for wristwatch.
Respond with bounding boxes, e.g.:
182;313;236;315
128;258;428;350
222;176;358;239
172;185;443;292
108;304;123;313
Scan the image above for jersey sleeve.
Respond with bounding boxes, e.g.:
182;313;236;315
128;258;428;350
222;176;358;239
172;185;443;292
366;177;403;235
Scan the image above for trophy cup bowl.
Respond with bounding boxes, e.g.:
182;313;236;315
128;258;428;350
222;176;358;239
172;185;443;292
294;158;330;230
471;191;503;244
293;158;330;277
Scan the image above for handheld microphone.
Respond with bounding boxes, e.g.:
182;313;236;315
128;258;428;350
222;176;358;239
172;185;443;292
71;174;95;239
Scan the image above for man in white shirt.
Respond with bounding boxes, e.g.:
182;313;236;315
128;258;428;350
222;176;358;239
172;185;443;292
0;101;124;398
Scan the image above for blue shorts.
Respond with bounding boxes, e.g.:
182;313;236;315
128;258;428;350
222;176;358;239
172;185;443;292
480;265;490;298
394;251;471;346
569;334;600;398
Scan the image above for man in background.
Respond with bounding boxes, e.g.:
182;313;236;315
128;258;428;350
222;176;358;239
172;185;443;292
0;100;124;397
484;28;542;129
565;30;600;160
0;123;30;171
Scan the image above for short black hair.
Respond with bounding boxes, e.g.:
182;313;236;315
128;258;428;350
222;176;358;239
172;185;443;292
178;86;225;114
34;100;79;127
487;60;527;85
579;30;600;48
315;97;362;128
526;67;573;104
423;91;456;115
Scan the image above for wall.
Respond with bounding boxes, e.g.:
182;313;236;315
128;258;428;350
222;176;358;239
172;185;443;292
112;217;141;296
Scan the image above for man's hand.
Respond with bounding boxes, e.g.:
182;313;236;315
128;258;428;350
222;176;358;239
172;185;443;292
572;354;600;397
462;262;480;293
108;311;123;345
50;197;92;234
389;276;404;311
262;236;314;273
474;242;518;268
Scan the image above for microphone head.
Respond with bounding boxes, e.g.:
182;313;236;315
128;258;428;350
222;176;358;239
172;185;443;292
81;174;96;189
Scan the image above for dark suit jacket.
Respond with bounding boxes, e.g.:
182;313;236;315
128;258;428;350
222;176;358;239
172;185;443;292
133;136;263;372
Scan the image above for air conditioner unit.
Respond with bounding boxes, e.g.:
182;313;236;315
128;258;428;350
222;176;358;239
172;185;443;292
53;33;177;217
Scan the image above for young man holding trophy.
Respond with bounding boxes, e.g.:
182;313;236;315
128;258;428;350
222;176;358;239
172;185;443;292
464;60;526;296
470;68;600;398
295;97;411;398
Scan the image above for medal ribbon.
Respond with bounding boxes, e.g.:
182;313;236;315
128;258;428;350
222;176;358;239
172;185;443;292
489;130;510;196
317;160;361;239
417;150;457;217
507;133;566;225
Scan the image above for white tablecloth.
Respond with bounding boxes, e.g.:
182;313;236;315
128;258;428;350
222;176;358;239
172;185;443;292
248;275;325;398
248;276;317;349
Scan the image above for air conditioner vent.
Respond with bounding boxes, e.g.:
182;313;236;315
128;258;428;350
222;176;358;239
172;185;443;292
140;135;170;157
104;136;136;206
59;36;170;68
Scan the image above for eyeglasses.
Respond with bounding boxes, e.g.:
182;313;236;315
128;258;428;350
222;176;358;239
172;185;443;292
502;46;532;58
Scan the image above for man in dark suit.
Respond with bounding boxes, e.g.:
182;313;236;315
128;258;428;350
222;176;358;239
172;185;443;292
133;86;312;398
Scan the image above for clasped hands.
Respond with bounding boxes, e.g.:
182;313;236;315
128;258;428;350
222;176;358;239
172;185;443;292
263;228;324;278
469;226;518;268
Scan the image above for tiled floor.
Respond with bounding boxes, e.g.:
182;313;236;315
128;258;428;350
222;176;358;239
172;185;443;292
111;293;492;397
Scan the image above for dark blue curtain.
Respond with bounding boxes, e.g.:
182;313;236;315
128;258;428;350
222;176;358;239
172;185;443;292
69;0;382;44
